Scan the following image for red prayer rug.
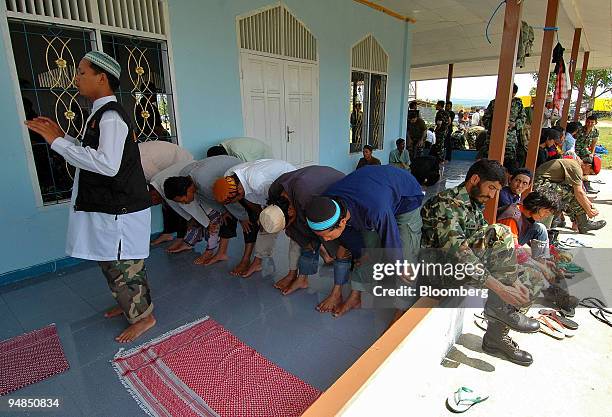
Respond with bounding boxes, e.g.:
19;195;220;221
0;324;70;396
112;317;321;417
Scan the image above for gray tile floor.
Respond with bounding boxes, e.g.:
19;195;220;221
0;160;473;417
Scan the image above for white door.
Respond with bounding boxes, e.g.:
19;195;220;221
241;52;318;166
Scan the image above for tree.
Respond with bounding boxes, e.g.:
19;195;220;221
530;69;612;110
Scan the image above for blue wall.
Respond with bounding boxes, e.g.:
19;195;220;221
0;0;411;278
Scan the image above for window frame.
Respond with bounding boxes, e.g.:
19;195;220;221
0;0;181;207
349;34;389;154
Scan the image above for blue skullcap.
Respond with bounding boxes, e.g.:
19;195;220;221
307;200;341;231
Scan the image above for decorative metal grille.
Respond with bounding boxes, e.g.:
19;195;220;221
9;20;93;204
349;70;386;153
102;33;176;143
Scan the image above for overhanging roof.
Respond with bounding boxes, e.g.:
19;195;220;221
376;0;612;80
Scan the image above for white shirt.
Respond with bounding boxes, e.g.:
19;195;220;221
542;107;560;128
226;159;296;206
150;160;212;227
471;112;480;126
51;96;151;261
138;141;193;181
426;130;436;144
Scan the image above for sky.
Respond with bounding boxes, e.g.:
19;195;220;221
415;73;537;101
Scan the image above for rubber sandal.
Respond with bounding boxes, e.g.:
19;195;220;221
538;309;579;330
579;297;611;313
559;238;590;248
474;317;488;332
589;309;612;327
533;315;565;339
446;387;489;413
557;262;585;274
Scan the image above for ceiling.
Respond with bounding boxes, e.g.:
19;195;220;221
375;0;612;80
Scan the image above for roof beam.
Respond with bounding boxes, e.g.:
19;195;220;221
353;0;416;23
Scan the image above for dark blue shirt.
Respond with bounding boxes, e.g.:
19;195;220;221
498;186;520;211
324;165;424;261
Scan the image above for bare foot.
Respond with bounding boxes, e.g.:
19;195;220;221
571;221;579;232
239;257;263;278
166;241;192;254
282;275;308;295
316;286;343;313
115;315;156;343
332;291;361;318
151;233;174;246
201;251;229;266
230;260;250;276
274;271;298;291
104;306;123;318
194;250;214;265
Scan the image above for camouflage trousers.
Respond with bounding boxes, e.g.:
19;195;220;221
533;178;586;221
469;224;545;303
98;259;154;324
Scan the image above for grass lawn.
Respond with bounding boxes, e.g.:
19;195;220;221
597;126;612;169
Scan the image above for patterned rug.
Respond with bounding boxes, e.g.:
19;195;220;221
0;324;70;396
112;317;321;417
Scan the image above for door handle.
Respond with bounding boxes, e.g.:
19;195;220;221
286;126;295;142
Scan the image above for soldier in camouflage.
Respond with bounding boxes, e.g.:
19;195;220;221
481;84;525;173
434;100;450;162
575;115;599;158
421;159;550;366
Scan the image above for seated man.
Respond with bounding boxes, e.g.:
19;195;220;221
534;156;606;234
258;166;346;303
421;159;546;366
207;137;272;162
356;145;381;170
537;128;562;168
163;156;252;269
212;159;296;276
138;141;194;245
410;155;441;187
305;165;425;317
389;138;411;170
562;121;581;157
497;168;532;213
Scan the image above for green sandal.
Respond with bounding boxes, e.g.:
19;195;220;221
446;387;489;413
556;261;584;274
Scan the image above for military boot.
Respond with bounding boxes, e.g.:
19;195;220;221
576;213;606;234
482;321;533;366
584;180;599;194
483;291;540;333
547;229;560;246
551;215;566;229
543;283;579;317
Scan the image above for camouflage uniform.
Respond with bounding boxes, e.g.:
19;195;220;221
421;184;544;300
481;97;526;167
434;109;450;159
533;174;586;222
574;127;599;158
99;259;153;324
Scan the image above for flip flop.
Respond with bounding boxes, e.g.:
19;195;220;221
446;387;489;413
533;315;565;339
589;309;612;327
474;317;488;332
559;238;590;248
538;309;579;330
556;262;585;274
579;297;611;313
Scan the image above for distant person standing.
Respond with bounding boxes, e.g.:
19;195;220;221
433;100;450;162
406;110;427;159
471;109;481;126
444;101;455;162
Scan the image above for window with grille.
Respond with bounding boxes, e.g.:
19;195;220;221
349;35;388;153
5;1;176;205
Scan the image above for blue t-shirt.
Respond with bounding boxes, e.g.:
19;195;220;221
563;132;576;153
324;165;424;261
498;186;520;210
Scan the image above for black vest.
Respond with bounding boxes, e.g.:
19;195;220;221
75;101;151;215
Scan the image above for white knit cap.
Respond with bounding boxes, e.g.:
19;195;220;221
259;205;286;233
84;51;121;79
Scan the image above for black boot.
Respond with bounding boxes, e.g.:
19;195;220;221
547;229;560;246
543;283;579;317
551;215;566;229
576;213;606;234
482;321;533;366
483;292;540;333
584;180;599;194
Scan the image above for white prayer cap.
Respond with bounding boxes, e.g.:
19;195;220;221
260;205;285;233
